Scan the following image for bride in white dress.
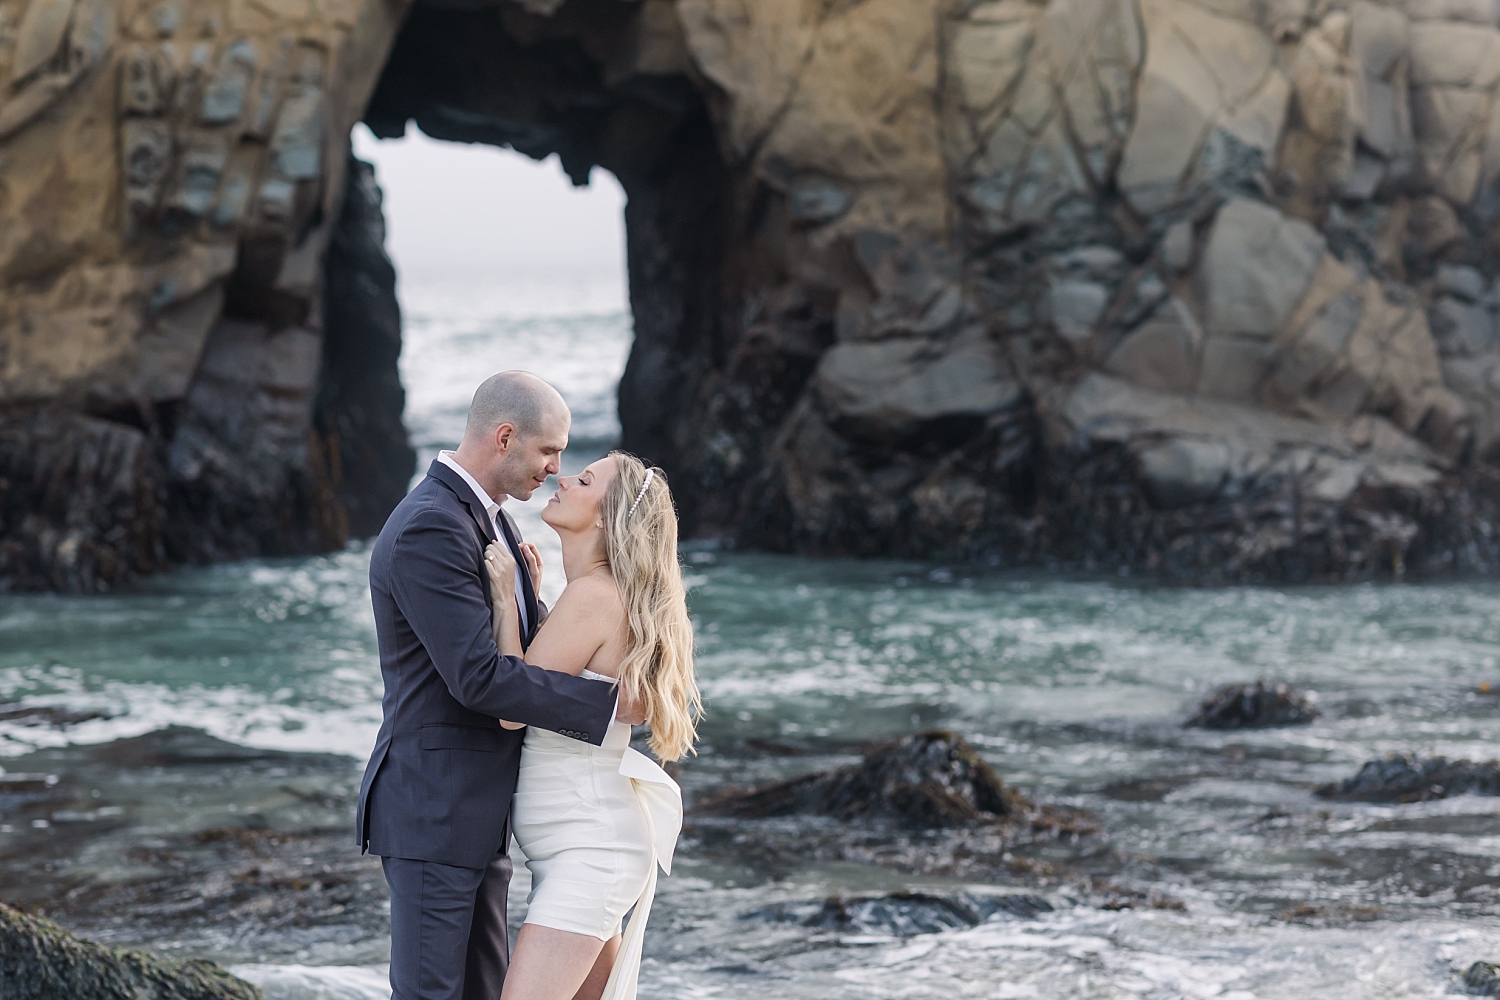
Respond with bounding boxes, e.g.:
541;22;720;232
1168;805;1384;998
481;451;700;1000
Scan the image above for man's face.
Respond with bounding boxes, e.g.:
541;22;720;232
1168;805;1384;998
494;408;569;501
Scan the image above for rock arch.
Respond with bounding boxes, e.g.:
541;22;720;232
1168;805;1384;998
7;0;1500;591
361;0;738;515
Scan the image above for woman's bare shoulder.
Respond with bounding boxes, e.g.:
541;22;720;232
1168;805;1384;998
557;571;623;612
525;572;623;673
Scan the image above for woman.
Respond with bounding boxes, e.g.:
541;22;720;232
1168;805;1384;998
482;451;699;1000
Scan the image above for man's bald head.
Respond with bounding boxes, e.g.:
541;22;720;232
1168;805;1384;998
454;372;571;501
463;371;570;444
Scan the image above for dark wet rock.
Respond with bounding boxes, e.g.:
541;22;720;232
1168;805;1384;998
1278;903;1383;924
700;730;1028;829
1465;961;1500;996
0;411;168;593
689;731;1098;884
0;728;382;965
315;154;416;539
1186;681;1320;729
1098;776;1196;802
0;704;111;728
747;891;1053;937
96;724;343;768
1316;755;1500;803
0;901;258;1000
0;773;58;794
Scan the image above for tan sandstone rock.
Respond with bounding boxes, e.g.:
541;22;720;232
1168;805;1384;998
7;0;1500;588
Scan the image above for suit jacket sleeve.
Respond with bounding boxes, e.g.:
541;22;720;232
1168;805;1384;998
390;507;616;744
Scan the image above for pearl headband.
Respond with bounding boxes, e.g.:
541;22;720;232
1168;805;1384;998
627;468;655;518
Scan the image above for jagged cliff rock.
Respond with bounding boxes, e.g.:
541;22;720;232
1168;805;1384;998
0;0;411;590
7;0;1500;589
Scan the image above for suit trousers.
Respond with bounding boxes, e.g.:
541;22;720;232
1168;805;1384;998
383;850;513;1000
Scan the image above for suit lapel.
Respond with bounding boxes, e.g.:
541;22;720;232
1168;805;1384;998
428;460;498;545
427;459;538;644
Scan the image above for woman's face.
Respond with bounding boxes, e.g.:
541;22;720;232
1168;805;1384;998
541;457;618;533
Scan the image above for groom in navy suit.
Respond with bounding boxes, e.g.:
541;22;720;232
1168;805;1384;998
357;371;628;1000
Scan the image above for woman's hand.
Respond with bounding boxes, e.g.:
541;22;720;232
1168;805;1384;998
498;719;525;730
484;541;517;601
485;541;523;657
519;542;543;594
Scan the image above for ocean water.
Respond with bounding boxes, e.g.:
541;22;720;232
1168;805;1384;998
3;268;1499;999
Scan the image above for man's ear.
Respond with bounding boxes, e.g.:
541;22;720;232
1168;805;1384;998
494;422;518;453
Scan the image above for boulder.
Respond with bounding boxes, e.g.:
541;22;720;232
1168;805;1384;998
1106;297;1202;393
1465;961;1500;996
1316;754;1500;802
1186;681;1321;729
1135;438;1231;508
1116;0;1273;212
1398;0;1498;21
1160;220;1194;274
1431;296;1496;356
815;329;1020;436
1049;278;1110;344
1408;22;1500;89
700;730;1028;828
1270;290;1363;400
749;890;1053;936
1435;264;1486;301
0;902;258;1000
1197;335;1278;401
1198;198;1326;341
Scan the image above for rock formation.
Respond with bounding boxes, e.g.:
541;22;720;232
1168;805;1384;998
0;901;258;1000
1466;960;1500;997
691;729;1097;879
10;0;1500;587
1186;680;1321;728
0;0;409;590
700;729;1029;828
749;890;1054;936
1316;753;1500;801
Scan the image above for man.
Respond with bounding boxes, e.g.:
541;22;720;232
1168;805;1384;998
356;371;632;1000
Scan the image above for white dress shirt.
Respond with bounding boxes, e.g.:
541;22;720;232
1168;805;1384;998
438;451;530;635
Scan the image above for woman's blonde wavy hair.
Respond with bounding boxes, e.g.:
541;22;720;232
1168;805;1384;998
600;451;700;761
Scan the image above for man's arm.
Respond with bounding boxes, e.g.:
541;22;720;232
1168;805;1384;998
390;508;615;744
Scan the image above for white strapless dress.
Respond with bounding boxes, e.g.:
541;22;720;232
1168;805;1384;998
510;670;682;1000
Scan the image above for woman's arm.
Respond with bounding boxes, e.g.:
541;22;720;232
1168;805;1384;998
385;511;616;743
483;543;527;729
483;542;524;657
521;575;619;677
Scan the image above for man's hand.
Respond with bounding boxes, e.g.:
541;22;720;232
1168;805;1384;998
615;685;647;726
519;541;543;594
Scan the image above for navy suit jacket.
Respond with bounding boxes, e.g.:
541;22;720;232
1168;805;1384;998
356;460;617;868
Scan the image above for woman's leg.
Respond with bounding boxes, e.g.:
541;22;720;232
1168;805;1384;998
569;935;621;1000
499;924;607;1000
